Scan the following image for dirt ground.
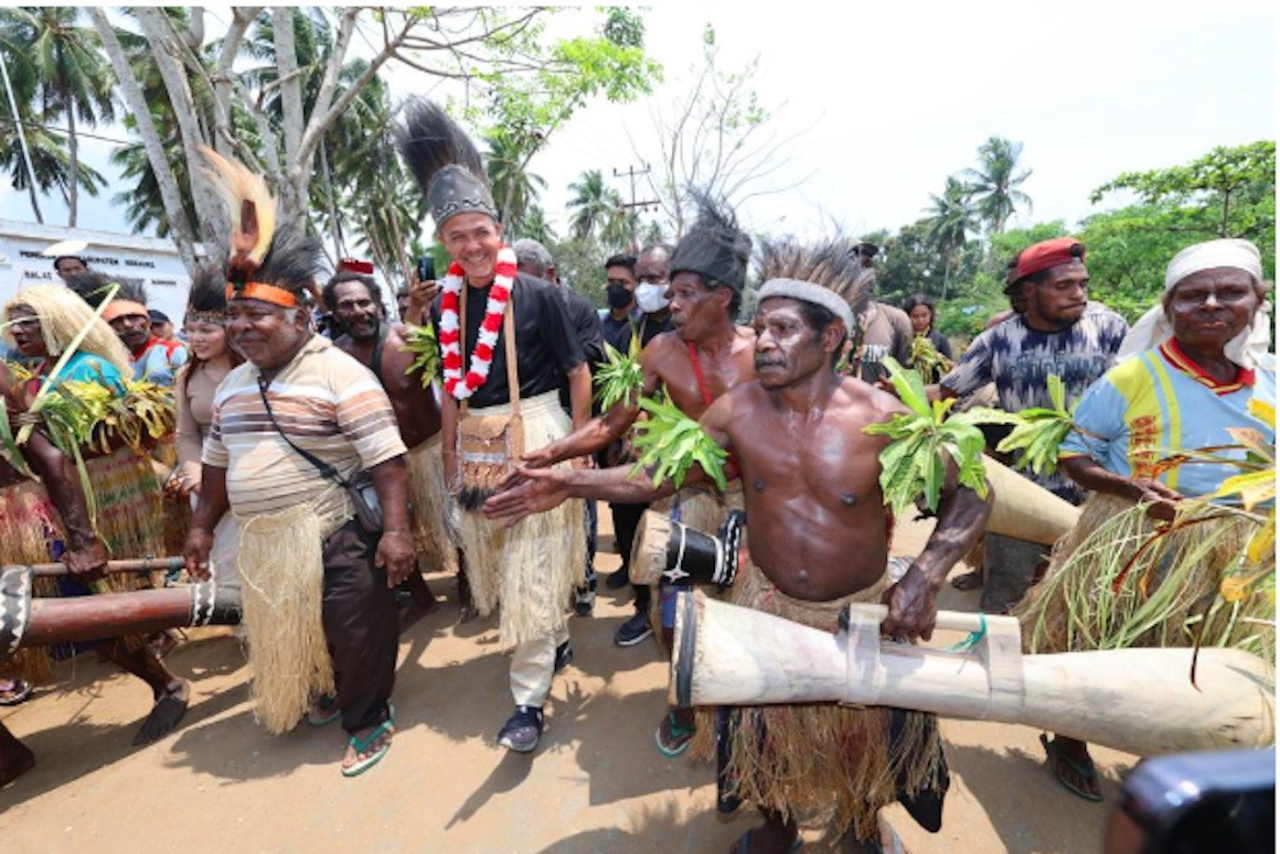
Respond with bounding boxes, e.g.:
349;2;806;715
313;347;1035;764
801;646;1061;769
2;513;1135;853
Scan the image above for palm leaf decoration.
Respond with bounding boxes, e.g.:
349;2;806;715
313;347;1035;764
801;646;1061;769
629;390;728;492
864;357;1017;517
594;336;645;411
402;323;440;387
909;334;954;383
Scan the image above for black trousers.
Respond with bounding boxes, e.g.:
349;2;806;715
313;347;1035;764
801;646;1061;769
609;502;650;610
322;520;398;734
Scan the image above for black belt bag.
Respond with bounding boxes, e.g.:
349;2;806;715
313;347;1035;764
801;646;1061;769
256;376;384;534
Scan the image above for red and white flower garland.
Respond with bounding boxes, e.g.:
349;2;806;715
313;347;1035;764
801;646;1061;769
437;246;517;400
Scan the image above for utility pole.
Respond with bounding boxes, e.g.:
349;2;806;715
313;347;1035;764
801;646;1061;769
0;49;43;224
612;163;659;251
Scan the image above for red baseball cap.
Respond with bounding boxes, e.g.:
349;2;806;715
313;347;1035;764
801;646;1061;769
1011;237;1085;283
337;258;375;275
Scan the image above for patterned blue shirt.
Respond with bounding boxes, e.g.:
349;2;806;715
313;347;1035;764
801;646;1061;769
941;302;1129;501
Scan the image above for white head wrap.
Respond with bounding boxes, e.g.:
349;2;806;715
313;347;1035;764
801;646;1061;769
757;278;856;333
1116;238;1270;368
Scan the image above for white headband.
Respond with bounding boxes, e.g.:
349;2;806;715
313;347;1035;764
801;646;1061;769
1164;238;1263;292
1117;238;1269;368
757;278;855;333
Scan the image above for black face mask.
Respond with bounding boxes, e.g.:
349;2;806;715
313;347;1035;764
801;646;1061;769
606;283;634;310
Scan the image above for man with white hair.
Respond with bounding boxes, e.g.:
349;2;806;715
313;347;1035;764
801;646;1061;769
1015;237;1274;802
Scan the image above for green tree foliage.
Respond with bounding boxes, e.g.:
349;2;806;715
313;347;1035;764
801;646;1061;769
550;234;609;308
922;176;981;300
961;136;1033;235
1082;141;1276;319
0;6;114;224
567;169;626;243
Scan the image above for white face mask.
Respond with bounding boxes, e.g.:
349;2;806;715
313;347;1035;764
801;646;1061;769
636;282;670;313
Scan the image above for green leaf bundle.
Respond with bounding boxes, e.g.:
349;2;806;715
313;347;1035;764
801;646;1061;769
995;374;1074;476
864;357;1017;517
629;391;728;492
402;324;440;387
593;337;645;411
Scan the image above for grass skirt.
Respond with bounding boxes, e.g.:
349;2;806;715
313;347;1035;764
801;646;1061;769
406;433;459;575
719;560;946;839
1015;493;1273;659
85;447;166;562
456;392;585;648
235;502;335;734
0;480;64;684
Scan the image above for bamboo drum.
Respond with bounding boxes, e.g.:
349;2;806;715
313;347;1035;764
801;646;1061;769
671;591;1275;758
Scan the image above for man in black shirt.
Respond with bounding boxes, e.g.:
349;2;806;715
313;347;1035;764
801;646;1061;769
400;99;591;754
600;252;641;351
513;237;605;618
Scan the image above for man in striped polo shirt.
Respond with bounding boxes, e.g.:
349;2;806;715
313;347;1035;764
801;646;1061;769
184;156;414;778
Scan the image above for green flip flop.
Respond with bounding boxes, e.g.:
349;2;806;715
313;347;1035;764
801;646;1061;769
1040;734;1104;802
307;694;340;727
342;705;394;778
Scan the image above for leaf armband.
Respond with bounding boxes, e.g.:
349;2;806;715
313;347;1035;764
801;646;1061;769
629;392;728;492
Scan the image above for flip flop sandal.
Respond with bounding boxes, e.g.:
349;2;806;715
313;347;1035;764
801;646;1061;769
733;831;803;852
655;712;695;758
1040;734;1104;802
342;705;394;779
307;694;341;727
0;679;33;706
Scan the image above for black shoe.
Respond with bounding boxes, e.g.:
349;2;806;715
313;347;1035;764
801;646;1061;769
497;705;544;753
605;566;630;589
554;640;573;673
573;584;595;617
614;610;653;647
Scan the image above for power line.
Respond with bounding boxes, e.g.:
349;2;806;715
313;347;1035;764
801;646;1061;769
612;163;659;249
0;116;138;148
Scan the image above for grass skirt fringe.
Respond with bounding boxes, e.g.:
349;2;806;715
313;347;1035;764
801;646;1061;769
457;392;584;648
1015;493;1272;659
720;561;946;839
235;503;335;734
406;433;458;575
85;448;166;563
0;480;64;684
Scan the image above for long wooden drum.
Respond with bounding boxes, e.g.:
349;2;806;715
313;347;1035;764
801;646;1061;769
0;567;241;662
671;591;1275;758
982;456;1080;545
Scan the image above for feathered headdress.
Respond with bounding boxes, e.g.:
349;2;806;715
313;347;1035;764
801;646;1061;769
199;147;319;306
756;236;872;332
670;190;752;294
395;98;498;231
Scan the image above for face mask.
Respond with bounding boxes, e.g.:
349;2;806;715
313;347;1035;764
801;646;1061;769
636;282;670;313
606;283;633;310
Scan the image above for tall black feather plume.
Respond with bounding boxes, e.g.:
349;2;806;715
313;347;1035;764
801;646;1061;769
671;188;752;295
186;264;228;313
396;98;487;196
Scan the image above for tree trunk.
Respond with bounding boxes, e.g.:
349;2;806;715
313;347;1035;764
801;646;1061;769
88;8;199;272
941;250;952;302
271;7;306;229
0;49;42;223
319;141;345;257
134;7;227;260
66;103;78;227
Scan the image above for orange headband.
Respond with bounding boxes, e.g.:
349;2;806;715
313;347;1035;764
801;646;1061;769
101;300;149;323
225;282;299;308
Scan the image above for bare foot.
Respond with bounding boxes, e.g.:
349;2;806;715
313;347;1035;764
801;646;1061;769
949;570;983;591
132;679;190;745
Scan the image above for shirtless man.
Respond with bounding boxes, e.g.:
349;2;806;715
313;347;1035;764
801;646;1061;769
324;271;469;624
523;199;754;755
487;239;990;852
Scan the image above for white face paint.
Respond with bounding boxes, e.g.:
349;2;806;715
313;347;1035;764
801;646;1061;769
636;282;670;313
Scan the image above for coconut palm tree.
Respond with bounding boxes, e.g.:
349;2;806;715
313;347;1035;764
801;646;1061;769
486;129;546;234
961;136;1033;235
922;176;979;300
0;7;116;226
567;169;624;241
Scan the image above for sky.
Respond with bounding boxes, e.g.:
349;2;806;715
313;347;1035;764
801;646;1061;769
1;2;1276;252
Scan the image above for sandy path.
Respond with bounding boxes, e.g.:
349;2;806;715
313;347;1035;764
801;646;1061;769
2;514;1133;852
